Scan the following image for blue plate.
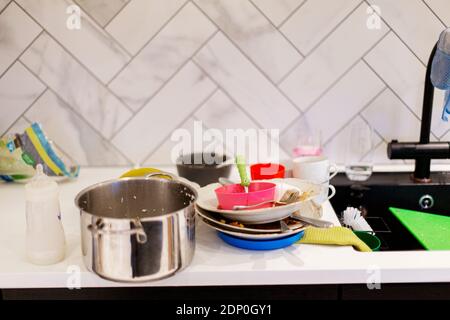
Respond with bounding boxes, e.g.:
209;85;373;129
218;231;304;251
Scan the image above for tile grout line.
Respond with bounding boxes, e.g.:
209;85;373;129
70;0;134;57
358;115;389;162
359;109;387;143
248;0;305;58
431;132;440;141
0;87;48;138
191;106;284;161
116;21;219;116
363;0;427;67
372;139;385;149
192;112;284;161
105;0;190;87
102;0;132;29
191;114;203;124
140;87;221;164
193;52;305;132
0;28;45;80
80;3;136;59
73;0;104;28
360;139;384;162
357;127;384;162
0;115;31;138
358;83;439;148
13;0;135;113
276;0;366;86
276;0;365;85
191;1;303;112
429;128;441;141
192;63;307;154
279;144;292;158
277;0;309;29
276;58;303;86
322;86;387;147
421;0;447;28
1;115;31;137
361;57;427;126
0;0;11;15
361;29;427;114
293;0;364;59
108;28;221;141
303;57;369;113
21;99;131;166
193;114;241;159
8;0;447;165
143;79;286;165
191;59;274;130
280;29;391;137
191;116;232;157
14;0;133;60
73;0;118;30
17;60;134;164
440;128;450;139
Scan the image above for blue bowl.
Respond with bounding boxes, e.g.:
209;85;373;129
218;231;304;251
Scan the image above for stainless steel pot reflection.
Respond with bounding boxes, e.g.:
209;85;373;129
75;172;197;282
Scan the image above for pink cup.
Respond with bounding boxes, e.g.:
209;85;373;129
214;182;276;210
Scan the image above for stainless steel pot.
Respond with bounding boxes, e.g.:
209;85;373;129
74;172;197;282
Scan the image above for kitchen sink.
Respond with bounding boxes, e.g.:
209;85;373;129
330;172;450;251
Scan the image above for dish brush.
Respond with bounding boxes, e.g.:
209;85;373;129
341;207;373;232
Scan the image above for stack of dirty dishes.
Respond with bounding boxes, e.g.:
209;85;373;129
196;162;326;250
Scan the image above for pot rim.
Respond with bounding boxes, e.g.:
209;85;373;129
74;176;198;220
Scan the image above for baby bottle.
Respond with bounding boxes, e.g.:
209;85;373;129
25;164;65;265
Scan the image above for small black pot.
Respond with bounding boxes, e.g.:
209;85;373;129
176;153;233;187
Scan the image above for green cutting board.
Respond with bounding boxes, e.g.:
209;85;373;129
389;207;450;250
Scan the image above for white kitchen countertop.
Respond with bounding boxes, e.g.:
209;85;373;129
1;166;450;289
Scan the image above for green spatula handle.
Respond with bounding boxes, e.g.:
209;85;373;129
235;155;250;187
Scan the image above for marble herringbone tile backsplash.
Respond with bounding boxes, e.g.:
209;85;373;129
1;0;450;166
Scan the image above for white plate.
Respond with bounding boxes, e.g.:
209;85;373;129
196;206;304;234
200;217;306;240
196;178;324;224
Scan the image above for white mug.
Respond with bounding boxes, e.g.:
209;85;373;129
292;156;338;183
292;156;337;204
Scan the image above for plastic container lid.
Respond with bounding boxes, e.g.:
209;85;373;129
25;164;59;201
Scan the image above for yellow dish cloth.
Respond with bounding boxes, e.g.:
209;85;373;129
298;227;372;252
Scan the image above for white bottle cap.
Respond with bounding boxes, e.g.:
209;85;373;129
25;164;59;201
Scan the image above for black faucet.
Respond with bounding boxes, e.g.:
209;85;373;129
388;42;450;182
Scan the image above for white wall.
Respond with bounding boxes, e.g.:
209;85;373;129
1;0;449;166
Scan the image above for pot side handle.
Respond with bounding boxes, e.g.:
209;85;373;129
87;218;148;244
